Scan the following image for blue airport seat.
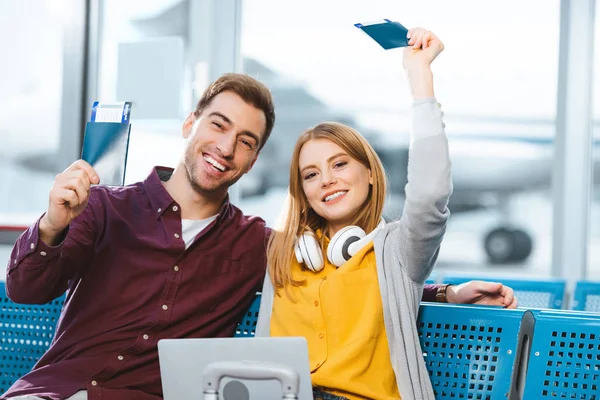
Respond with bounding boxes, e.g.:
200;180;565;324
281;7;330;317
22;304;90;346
571;280;600;312
234;293;261;337
523;310;600;398
10;288;598;399
442;276;566;309
0;282;64;393
417;303;533;399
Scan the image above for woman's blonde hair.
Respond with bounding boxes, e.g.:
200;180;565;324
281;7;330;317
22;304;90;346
267;122;387;294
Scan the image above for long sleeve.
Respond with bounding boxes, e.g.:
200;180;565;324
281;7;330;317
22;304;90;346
387;98;452;284
374;98;452;400
421;284;440;302
5;191;101;304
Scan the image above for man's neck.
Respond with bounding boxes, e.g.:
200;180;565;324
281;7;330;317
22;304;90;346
163;166;225;220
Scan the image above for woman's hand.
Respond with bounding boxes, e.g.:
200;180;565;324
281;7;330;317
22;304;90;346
403;27;444;71
402;28;444;100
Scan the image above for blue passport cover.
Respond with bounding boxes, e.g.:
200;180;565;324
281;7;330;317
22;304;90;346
355;19;410;50
81;122;131;186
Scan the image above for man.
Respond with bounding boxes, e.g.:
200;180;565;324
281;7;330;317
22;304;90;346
3;73;516;400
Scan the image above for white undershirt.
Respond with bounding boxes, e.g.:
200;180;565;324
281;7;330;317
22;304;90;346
181;215;218;249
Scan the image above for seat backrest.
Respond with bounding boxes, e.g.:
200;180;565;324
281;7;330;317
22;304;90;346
571;280;600;312
234;293;261;337
523;310;600;398
443;276;566;309
417;303;534;400
0;282;65;393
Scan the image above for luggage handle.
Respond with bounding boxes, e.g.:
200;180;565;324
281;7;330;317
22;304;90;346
202;360;300;400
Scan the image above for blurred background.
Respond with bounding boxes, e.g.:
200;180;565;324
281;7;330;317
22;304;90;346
1;0;599;289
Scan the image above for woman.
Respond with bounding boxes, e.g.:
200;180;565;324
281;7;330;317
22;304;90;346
256;27;450;400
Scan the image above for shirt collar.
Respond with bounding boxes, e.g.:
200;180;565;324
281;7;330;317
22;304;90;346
315;228;330;245
143;166;232;220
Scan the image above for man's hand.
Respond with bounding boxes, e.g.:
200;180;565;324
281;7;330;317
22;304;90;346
39;160;100;245
446;280;518;309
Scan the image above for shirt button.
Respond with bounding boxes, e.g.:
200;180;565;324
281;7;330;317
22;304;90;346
437;102;442;108
40;251;47;256
314;301;319;306
162;305;168;310
172;205;178;212
143;334;149;340
117;355;124;361
29;243;34;249
174;233;180;239
322;277;327;281
91;380;98;386
13;259;17;265
173;266;179;272
319;333;325;339
157;208;162;213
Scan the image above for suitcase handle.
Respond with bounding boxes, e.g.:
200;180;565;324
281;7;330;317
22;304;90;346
202;360;300;400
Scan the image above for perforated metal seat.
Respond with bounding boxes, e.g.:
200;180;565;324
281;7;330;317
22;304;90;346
417;303;533;400
571;281;600;312
523;310;600;399
0;282;64;393
8;288;594;398
234;293;261;338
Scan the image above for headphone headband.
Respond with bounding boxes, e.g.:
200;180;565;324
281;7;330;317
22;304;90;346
346;218;386;256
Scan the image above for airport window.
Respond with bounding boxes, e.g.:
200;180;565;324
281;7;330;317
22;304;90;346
587;0;600;279
0;0;84;269
94;0;189;185
6;0;593;283
0;1;65;226
93;0;239;186
238;0;560;275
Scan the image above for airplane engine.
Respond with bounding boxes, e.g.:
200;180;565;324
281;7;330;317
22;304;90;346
484;227;533;264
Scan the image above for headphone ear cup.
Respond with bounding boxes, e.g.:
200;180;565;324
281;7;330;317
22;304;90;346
296;232;324;272
327;226;366;267
294;242;304;264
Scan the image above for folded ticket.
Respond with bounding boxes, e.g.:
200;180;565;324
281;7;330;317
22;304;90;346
90;101;132;123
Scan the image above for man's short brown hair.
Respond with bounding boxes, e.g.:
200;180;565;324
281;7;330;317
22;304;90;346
194;73;275;151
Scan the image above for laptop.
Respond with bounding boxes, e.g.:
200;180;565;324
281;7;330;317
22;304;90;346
158;337;314;400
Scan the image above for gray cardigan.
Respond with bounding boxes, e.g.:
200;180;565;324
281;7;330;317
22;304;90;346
256;98;452;400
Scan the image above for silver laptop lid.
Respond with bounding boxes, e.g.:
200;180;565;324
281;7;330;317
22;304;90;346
158;337;314;400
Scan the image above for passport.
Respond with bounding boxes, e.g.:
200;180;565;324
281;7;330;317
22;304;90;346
354;19;410;50
81;102;132;186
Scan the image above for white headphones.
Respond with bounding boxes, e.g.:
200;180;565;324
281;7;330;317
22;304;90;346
294;219;386;272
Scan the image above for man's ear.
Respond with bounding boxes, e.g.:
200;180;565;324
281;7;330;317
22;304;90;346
182;112;196;139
